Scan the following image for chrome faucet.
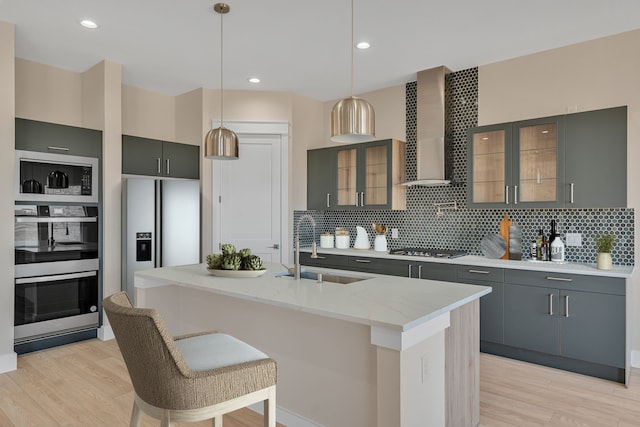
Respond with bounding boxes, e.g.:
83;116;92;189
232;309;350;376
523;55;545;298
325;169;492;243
294;214;319;280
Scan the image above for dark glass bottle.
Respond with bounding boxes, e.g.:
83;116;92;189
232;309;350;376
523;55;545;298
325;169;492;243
548;220;557;261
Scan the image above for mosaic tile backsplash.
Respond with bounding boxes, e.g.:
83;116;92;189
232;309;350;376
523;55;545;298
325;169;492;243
296;68;634;266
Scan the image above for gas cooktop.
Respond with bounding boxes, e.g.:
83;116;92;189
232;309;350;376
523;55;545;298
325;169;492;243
388;248;467;259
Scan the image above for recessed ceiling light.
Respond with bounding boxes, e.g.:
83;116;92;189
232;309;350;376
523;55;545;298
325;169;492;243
80;20;98;29
356;41;370;50
248;77;260;84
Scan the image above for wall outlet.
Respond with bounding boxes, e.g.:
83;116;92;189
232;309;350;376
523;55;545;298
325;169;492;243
565;232;582;246
391;228;399;239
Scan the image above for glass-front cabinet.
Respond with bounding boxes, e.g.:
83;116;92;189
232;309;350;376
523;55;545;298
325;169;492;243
468;116;564;209
307;139;406;211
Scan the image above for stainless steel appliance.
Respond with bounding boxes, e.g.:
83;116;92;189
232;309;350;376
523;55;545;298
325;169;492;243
14;205;99;350
122;178;201;300
16;150;99;203
389;248;467;259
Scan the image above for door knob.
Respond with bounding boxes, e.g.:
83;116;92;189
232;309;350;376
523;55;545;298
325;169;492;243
268;244;280;249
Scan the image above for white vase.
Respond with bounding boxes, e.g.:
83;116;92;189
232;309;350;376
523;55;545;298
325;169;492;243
374;234;387;252
597;252;612;270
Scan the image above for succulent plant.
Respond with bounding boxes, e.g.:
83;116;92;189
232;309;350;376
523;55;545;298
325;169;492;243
221;243;236;256
206;253;223;269
221;253;242;270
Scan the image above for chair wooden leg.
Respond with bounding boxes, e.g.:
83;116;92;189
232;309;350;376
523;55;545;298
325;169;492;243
264;387;276;427
160;409;174;427
212;415;223;427
130;401;143;427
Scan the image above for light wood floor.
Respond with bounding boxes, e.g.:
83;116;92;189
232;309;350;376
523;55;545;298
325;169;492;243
1;339;639;426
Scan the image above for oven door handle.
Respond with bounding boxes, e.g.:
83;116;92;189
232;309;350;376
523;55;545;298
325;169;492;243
15;217;97;224
16;270;97;285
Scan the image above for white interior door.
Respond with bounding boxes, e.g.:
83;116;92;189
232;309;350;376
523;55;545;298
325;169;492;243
213;133;283;263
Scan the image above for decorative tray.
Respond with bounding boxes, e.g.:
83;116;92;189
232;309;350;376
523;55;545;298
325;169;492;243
206;268;267;278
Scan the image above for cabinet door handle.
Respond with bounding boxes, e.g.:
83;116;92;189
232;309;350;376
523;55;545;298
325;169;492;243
418;265;422;279
514;185;518;205
315;256;326;260
545;276;573;282
326;193;331;208
156;158;161;174
355;192;359;207
47;146;70;152
354;259;371;263
548;293;554;316
360;192;365;206
408;264;412;278
467;269;490;274
165;158;170;175
570;183;575;204
564;295;570;317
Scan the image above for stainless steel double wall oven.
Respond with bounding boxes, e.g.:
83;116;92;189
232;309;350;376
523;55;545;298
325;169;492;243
15;150;100;353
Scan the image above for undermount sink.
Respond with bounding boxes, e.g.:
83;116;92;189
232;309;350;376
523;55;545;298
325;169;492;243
281;269;368;284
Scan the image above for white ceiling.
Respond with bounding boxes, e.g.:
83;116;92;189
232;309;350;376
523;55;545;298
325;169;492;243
2;0;640;102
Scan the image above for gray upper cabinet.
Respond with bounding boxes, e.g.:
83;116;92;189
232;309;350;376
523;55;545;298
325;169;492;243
468;115;564;209
306;139;406;211
307;148;336;210
16;118;102;158
564;106;627;208
122;135;199;180
468;106;627;209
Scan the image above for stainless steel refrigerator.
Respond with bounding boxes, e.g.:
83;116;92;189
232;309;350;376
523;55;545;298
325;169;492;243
122;178;200;300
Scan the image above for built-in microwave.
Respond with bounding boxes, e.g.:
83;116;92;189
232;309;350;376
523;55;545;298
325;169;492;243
15;150;99;203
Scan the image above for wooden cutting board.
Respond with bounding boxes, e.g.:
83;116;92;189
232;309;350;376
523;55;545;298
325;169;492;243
499;214;512;260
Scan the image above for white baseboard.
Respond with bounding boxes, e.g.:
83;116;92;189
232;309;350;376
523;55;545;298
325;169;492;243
0;351;17;374
97;325;114;341
631;350;640;368
248;402;322;427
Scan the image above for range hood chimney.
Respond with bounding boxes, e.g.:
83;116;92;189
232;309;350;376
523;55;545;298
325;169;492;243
402;66;451;186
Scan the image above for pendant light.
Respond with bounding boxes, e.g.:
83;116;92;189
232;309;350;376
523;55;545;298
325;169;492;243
330;0;375;143
204;3;239;160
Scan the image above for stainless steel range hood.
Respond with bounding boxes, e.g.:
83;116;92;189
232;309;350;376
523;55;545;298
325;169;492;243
402;66;451;186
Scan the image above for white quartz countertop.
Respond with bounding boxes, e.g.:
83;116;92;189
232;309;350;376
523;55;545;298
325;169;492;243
134;263;491;332
303;248;635;279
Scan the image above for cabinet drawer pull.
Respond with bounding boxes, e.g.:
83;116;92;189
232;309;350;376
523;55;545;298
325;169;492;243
360;192;365;207
315;256;326;260
418;265;422;279
157;158;161;174
354;259;371;263
548;293;554;316
514;185;518;205
545;276;572;282
570;183;575;204
326;193;330;208
408;264;412;277
166;158;170;175
505;186;510;205
467;269;490;274
355;192;359;207
47;146;70;152
564;295;570;317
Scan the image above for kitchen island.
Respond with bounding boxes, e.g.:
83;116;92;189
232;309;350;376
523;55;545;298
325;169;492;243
134;263;491;427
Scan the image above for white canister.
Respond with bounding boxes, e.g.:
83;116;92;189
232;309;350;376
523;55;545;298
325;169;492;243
320;234;334;249
335;235;349;249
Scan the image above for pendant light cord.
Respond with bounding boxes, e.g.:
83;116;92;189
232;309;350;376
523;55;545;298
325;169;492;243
350;0;354;98
220;9;225;128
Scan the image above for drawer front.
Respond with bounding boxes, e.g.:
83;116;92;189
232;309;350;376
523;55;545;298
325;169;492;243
299;252;348;269
419;262;456;282
457;265;504;283
505;269;625;295
347;256;380;273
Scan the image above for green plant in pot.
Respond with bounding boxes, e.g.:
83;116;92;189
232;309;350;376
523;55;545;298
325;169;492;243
594;234;614;270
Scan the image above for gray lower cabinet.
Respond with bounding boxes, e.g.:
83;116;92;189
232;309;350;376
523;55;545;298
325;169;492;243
298;252;348;270
378;258;456;281
504;270;626;370
307;148;335;210
122;135;199;179
16;118;102;158
457;266;504;344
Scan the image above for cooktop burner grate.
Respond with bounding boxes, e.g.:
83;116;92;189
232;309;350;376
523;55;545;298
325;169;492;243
388;248;467;259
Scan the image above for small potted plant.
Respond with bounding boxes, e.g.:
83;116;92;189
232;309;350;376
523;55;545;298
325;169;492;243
593;234;615;270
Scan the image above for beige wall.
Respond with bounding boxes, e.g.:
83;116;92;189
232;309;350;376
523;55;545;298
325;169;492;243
0;22;16;372
122;85;176;140
478;29;640;358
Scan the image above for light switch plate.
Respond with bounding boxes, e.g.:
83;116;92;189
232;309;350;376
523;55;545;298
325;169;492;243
566;232;582;246
391;228;399;239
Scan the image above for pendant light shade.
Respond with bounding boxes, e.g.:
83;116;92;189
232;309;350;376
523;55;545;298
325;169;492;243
204;2;239;160
330;96;375;143
330;0;375;143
